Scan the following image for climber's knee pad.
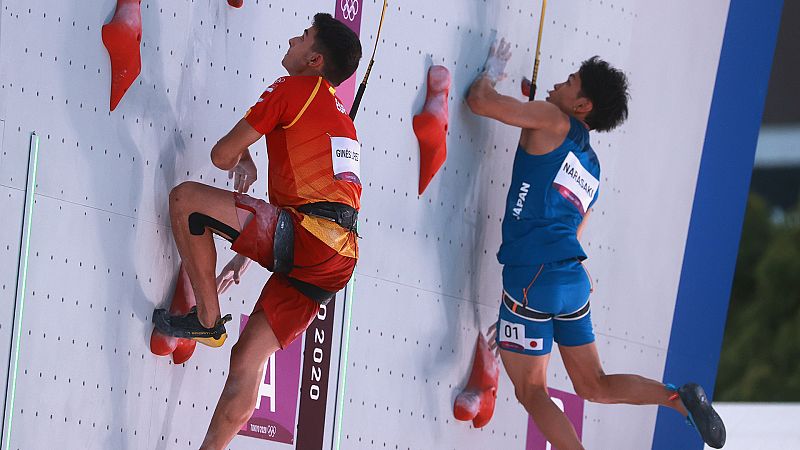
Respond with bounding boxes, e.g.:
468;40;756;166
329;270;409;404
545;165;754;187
188;212;241;242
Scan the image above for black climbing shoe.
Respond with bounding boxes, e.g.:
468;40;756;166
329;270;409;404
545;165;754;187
677;383;726;448
152;307;232;348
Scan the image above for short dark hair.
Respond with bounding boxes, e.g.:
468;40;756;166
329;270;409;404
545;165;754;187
578;56;630;132
312;13;362;86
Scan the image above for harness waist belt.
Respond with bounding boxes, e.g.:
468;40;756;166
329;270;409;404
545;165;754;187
502;293;553;320
502;292;590;321
297;202;358;232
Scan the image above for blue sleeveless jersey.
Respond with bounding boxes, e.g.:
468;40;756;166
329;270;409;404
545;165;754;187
497;116;601;266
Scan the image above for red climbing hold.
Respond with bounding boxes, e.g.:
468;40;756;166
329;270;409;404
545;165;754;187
413;65;451;195
521;77;533;99
171;334;196;365
101;0;142;111
150;264;197;363
453;332;500;428
227;0;243;8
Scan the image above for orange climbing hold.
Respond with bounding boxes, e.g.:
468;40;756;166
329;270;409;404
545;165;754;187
453;332;500;428
150;264;197;364
413;65;451;195
101;0;142;111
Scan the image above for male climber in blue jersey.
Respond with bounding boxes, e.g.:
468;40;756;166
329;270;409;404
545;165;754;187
466;39;726;449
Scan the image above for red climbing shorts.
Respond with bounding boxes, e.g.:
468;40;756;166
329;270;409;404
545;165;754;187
230;193;356;348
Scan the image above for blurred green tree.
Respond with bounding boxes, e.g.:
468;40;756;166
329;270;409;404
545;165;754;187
716;194;800;401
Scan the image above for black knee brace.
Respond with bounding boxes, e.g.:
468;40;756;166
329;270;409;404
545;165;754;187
188;212;240;243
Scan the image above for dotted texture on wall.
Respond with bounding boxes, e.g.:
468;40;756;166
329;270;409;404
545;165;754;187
0;0;731;449
339;0;729;449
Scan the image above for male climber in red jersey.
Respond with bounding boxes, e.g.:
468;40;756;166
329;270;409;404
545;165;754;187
152;13;362;449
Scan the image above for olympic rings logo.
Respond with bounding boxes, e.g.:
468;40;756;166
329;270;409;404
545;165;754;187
340;0;359;21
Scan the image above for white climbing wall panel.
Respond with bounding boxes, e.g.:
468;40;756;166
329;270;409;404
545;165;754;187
0;0;731;449
341;0;730;449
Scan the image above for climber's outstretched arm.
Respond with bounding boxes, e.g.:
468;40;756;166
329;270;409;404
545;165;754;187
466;76;563;131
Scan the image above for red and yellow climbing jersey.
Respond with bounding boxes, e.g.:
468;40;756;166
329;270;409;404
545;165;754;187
244;75;361;258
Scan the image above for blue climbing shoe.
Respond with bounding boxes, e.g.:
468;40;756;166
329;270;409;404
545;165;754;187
672;383;726;448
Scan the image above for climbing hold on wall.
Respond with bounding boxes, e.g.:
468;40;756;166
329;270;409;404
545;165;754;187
521;76;532;99
413;65;451;195
101;0;142;111
227;0;243;8
150;264;197;364
453;332;499;428
170;334;196;365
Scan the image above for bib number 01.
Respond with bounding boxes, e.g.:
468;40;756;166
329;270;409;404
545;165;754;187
499;319;527;347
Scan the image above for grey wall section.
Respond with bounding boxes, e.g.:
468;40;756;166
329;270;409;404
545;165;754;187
762;0;797;124
0;0;731;449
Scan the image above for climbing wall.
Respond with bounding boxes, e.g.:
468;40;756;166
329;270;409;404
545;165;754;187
341;1;735;449
0;0;778;449
0;1;348;449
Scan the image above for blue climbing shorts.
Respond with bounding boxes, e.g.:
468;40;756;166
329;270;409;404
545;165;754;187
496;258;594;356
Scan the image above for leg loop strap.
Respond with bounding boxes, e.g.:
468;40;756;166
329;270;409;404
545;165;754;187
272;209;294;274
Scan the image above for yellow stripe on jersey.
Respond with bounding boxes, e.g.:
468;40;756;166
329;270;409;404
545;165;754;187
283;77;323;129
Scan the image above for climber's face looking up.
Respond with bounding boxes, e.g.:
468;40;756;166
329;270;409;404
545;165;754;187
545;72;591;117
282;27;323;76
